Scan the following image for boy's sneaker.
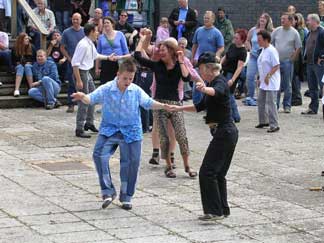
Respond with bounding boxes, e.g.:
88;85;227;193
121;202;132;210
102;194;116;209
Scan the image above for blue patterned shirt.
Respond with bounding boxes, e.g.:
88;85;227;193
88;78;154;143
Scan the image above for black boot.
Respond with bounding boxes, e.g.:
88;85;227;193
76;129;91;138
84;123;99;133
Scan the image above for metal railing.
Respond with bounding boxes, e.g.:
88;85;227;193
11;0;49;49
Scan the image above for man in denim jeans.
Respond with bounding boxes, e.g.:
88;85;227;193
71;59;170;210
271;12;302;113
28;50;61;109
302;14;324;115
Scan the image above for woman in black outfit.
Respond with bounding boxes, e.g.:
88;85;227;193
134;35;197;179
170;52;239;221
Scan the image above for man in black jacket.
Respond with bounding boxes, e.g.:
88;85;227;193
168;0;197;47
301;13;324;115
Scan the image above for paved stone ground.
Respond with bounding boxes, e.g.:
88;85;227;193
0;90;324;243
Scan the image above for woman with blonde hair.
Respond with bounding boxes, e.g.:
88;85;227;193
135;35;197;178
12;32;36;97
244;13;273;106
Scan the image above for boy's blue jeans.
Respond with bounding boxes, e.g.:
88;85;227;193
93;132;142;203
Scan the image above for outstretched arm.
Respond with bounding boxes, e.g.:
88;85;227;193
71;92;90;104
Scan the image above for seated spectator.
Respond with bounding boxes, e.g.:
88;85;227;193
27;0;56;50
88;8;103;33
0;27;12;73
99;0;117;17
115;10;138;50
46;30;67;81
156;17;170;44
12;33;36;97
28;49;61;109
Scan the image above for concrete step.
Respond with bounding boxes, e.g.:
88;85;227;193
0;82;70;96
0;93;68;108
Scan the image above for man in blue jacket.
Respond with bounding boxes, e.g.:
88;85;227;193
301;14;324;115
29;49;61;110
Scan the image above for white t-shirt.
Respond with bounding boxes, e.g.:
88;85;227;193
257;44;281;91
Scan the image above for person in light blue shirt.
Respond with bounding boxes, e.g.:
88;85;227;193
192;11;224;64
72;58;170;210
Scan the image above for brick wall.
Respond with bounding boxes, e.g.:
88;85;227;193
158;0;318;30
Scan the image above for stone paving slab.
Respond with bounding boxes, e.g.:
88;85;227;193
1;87;324;242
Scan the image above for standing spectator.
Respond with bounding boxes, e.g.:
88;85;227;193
72;23;111;138
156;17;170;44
96;16;130;85
301;14;324;115
245;13;273;106
88;8;103;33
115;10;138;50
221;29;248;123
215;7;234;52
287;5;296;14
319;1;324;27
28;49;61;109
50;0;71;32
71;0;91;25
168;0;197;47
27;0;56;50
61;13;85;113
271;12;302;113
0;27;12;72
12;33;36;97
191;11;224;65
256;30;281;133
0;0;10;33
47;31;67;81
291;13;308;106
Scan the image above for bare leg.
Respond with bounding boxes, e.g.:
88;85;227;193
26;75;33;88
151;121;160;149
15;75;23;90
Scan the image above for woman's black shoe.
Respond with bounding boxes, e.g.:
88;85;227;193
255;123;269;128
84;123;99;133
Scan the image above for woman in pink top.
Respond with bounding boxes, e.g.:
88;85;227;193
156;17;170;44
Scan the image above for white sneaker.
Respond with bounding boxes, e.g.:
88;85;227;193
13;90;20;97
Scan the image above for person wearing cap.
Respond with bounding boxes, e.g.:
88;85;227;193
169;51;238;221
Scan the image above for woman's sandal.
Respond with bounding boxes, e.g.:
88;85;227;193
165;167;176;178
185;167;198;178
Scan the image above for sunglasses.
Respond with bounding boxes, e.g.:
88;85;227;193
120;15;128;17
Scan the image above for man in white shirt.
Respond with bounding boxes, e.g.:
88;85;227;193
28;0;56;50
72;23;112;138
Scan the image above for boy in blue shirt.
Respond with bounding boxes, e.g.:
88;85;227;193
72;58;170;210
